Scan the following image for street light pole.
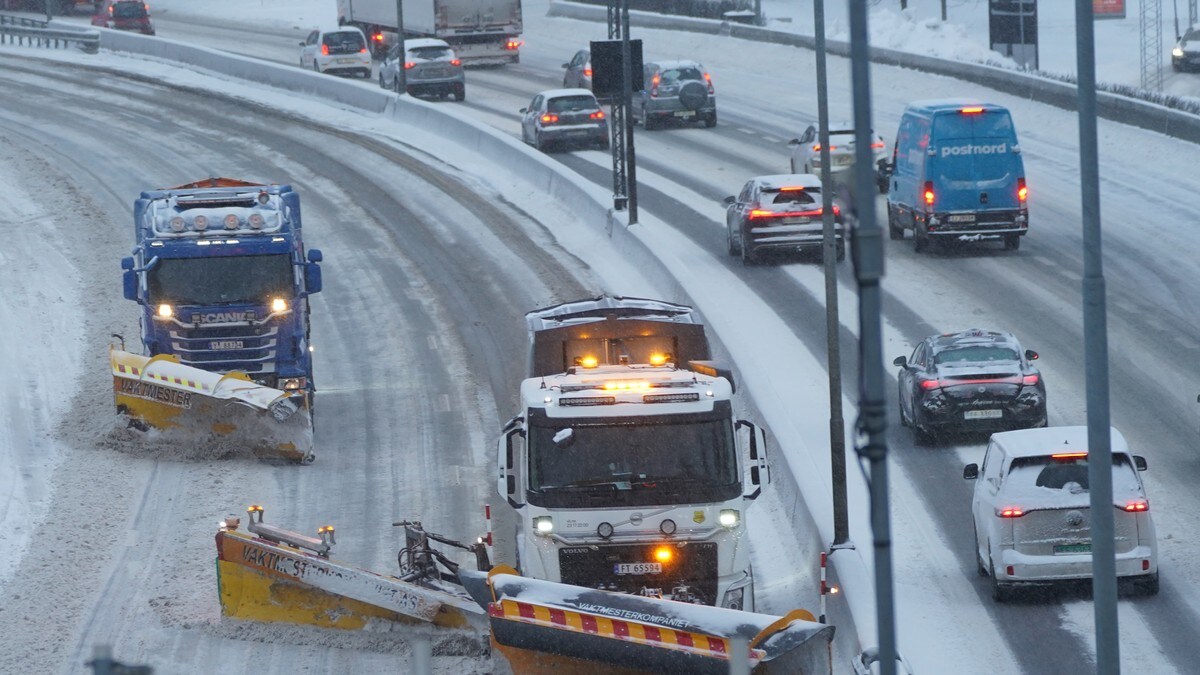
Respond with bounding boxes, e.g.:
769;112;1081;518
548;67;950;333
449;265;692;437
619;0;638;224
394;0;407;94
812;0;849;548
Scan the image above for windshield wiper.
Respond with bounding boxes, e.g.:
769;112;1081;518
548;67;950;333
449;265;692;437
539;478;631;492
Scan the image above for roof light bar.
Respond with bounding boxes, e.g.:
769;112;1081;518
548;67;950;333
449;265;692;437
643;392;700;404
558;396;616;407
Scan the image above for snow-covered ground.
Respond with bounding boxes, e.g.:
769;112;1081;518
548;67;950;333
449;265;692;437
3;0;1200;672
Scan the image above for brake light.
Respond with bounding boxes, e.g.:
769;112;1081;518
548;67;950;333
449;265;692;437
832;204;841;216
960;106;985;114
923;181;935;207
1051;452;1088;459
541;113;559;123
779;187;806;192
748;209;774;219
450;59;461;66
1124;500;1149;512
649;74;660;97
704;72;714;94
871;141;885;149
321;44;329;56
360;47;368;53
812;144;838;152
404;62;415;69
506;38;523;50
1018;177;1028;202
999;507;1025;518
373;32;384;42
584;68;592;77
1022;374;1039;386
919;379;940;390
589;111;605;120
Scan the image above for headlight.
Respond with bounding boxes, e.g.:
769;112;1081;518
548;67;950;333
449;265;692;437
719;509;740;528
1173;47;1185;57
271;298;288;313
721;586;745;610
534;516;554;535
157;303;173;318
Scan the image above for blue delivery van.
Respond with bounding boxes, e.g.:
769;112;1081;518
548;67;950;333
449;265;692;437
882;100;1028;253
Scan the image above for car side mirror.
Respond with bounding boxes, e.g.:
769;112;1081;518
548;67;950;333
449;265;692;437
519;107;527;113
1134;455;1148;471
299;41;306;46
963;463;979;480
893;355;907;368
787;138;800;146
1025;349;1039;361
561;62;569;68
722;195;736;205
876;158;893;176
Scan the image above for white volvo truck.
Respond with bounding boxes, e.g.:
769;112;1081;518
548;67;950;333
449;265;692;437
497;296;769;611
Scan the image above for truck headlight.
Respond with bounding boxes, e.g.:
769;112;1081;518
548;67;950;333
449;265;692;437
721;586;745;610
280;377;307;391
534;516;554;535
157;303;173;318
271;298;288;313
719;509;740;528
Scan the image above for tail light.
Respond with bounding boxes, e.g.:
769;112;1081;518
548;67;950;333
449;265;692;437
871;141;885;149
1124;500;1149;512
748;209;773;219
649;74;660;98
404;62;415;69
923;181;935;208
450;59;461;66
1021;374;1039;386
373;32;384;42
584;68;593;77
704;72;714;94
919;379;941;390
832;204;841;216
960;106;984;114
1052;452;1088;460
541;113;559;124
321;44;329;56
506;38;523;50
998;507;1025;518
589;111;605;120
812;143;838;152
359;47;368;54
1018;177;1028;202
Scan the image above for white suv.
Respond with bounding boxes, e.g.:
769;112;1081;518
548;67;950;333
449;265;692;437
963;426;1158;601
300;27;371;78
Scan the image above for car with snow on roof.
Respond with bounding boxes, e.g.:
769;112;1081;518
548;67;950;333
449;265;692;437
963;426;1158;601
894;328;1046;442
520;89;609;152
788;121;887;190
379;38;466;100
723;173;844;265
91;0;155;35
299;26;372;79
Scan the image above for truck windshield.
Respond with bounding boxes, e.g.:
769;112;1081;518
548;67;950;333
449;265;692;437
148;253;292;306
527;407;741;508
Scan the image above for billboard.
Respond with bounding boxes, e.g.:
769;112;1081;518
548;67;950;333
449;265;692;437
1093;0;1125;20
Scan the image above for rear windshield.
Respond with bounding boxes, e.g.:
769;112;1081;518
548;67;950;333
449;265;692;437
112;2;147;18
547;95;597;112
764;188;818;205
410;46;454;60
323;31;365;54
934;346;1018;364
660;67;704;83
1008;455;1141;493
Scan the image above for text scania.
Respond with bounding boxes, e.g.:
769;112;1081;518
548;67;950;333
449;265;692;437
941;142;1007;158
190;311;256;324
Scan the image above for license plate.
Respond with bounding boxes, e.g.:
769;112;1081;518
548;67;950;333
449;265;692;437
674;111;695;118
614;563;662;575
209;340;244;350
781;217;811;224
337;58;357;64
947;214;976;223
964;409;1003;420
1054;543;1091;554
835;155;853;165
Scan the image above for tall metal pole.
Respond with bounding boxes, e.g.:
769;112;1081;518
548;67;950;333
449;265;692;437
813;0;849;547
1075;1;1119;671
394;0;407;94
848;0;897;672
620;0;638;224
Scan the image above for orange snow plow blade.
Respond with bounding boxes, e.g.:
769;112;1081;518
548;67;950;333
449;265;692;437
111;348;313;462
214;509;486;632
456;567;836;674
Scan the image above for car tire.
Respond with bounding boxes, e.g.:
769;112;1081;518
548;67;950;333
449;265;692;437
393;76;402;95
912;425;935;445
789;158;798;174
973;529;988;577
990;562;1009;602
888;206;904;240
1004;233;1021;251
643;110;659;131
379;71;386;89
897;387;910;428
313;61;321;74
727;226;742;256
453;85;465;102
1139;572;1160;596
831;242;846;263
534;130;545;152
704;111;717;128
740;241;759;266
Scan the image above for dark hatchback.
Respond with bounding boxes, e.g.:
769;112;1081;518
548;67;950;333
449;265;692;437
894;329;1046;441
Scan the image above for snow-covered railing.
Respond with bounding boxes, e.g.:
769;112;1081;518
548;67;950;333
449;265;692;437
547;0;1200;144
0;13;98;53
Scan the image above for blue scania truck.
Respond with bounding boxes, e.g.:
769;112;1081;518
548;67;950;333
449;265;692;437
120;178;323;453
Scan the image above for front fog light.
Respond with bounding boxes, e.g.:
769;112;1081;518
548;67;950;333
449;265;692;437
534;516;554;535
157;303;173;318
721;586;745;610
719;509;740;528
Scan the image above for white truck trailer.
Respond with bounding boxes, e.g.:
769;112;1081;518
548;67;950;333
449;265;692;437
497;296;770;611
337;0;522;64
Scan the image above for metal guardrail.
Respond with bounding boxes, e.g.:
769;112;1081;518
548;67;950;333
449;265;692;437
0;13;99;53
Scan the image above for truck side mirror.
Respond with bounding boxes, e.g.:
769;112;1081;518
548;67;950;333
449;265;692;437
736;420;769;499
1134;455;1148;471
963;463;979;480
122;267;138;302
304;262;322;294
307;248;323;263
497;425;525;508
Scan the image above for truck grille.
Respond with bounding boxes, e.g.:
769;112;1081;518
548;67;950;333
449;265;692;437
558;542;718;605
168;326;279;374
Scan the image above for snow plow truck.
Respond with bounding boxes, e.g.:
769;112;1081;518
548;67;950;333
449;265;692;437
115;178;323;462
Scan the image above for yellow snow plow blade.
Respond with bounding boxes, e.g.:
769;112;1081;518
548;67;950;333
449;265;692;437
213;510;486;632
111;348;313;462
456;567;836;674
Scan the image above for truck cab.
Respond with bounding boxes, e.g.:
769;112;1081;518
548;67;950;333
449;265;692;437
497;297;768;611
121;179;322;403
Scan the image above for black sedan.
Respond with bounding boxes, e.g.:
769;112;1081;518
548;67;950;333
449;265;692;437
894;329;1046;441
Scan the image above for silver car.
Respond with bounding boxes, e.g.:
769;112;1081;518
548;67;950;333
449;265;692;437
379;38;466;101
520;89;609;152
634;60;716;130
788;122;886;188
963;426;1158;601
561;49;592;90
